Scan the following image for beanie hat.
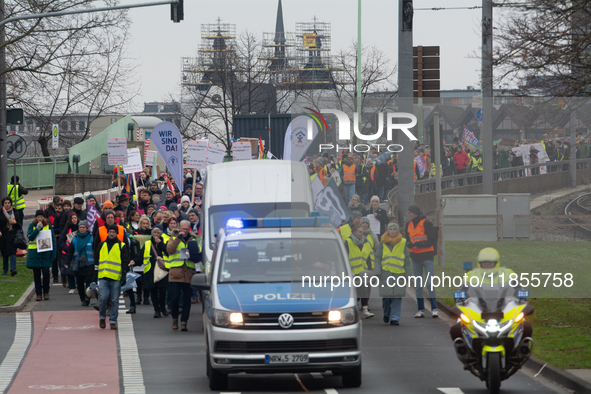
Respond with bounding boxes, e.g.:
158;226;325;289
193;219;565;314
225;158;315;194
35;209;45;217
102;200;114;209
154;224;164;232
351;211;362;219
180;195;191;204
78;220;89;228
360;217;370;225
169;203;179;211
408;204;421;216
188;209;199;216
107;224;119;233
387;222;399;231
370;195;380;204
85;194;95;201
68;211;77;219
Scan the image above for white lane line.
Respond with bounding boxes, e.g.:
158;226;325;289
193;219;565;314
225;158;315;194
311;372;323;379
117;296;145;394
437;388;466;394
325;389;339;394
0;312;32;394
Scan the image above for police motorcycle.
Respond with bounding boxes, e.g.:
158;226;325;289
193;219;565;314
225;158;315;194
449;248;534;394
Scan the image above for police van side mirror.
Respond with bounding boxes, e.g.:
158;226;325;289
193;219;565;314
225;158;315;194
191;273;210;291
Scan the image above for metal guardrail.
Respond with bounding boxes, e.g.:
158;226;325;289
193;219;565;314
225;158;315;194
513;214;591;241
6;155;90;189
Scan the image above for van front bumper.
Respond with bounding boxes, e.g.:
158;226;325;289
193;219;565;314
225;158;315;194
208;323;361;373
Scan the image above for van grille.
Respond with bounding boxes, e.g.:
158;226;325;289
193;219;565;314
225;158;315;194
214;339;358;354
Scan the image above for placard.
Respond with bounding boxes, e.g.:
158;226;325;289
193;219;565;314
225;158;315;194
186;140;209;169
123;148;143;174
206;143;226;166
145;151;157;167
36;230;54;252
232;141;252;161
107;137;128;165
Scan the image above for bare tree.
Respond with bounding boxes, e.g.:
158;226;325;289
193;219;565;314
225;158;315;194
494;0;591;96
3;1;137;158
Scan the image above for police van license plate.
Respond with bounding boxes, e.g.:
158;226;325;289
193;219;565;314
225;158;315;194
265;354;309;364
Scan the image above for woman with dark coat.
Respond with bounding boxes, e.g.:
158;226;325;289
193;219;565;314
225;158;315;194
0;197;19;276
362;195;390;237
60;212;79;294
26;210;56;301
141;226;169;318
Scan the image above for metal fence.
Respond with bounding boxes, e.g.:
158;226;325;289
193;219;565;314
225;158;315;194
6;155;89;189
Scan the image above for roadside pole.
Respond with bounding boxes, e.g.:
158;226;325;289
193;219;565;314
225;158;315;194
482;0;494;194
191;169;197;206
52;149;55;198
570;110;577;188
434;112;444;268
12;158;16;203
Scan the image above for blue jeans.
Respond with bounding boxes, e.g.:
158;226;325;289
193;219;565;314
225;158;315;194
343;184;355;205
99;279;121;323
68;275;77;290
412;259;437;312
2;254;16;273
382;298;402;322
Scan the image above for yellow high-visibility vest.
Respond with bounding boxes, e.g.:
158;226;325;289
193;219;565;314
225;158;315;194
98;241;123;281
168;237;196;269
381;239;406;274
346;238;373;275
7;185;26;210
28;225;50;249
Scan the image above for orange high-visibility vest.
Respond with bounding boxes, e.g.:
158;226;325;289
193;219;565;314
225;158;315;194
370;166;376;181
342;164;356;182
407;219;434;254
98;225;125;243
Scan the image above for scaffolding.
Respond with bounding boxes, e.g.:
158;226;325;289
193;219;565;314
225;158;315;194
261;31;296;85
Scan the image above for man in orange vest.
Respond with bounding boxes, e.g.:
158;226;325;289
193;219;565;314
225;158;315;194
404;204;438;319
93;211;128;252
339;154;356;205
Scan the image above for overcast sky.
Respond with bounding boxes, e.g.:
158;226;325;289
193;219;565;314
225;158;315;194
126;0;488;111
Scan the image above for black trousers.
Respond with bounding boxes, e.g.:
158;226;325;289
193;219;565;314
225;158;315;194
168;282;191;323
32;267;50;295
151;286;167;314
76;272;94;302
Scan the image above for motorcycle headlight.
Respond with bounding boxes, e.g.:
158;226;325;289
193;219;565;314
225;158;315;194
328;307;357;325
212;309;243;327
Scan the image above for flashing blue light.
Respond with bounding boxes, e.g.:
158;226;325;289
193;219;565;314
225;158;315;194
454;291;466;300
517;290;529;298
226;218;244;229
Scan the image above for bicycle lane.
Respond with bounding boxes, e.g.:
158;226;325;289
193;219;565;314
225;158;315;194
7;310;119;393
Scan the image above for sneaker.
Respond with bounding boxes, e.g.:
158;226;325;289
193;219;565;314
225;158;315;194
68;289;76;295
383;316;389;324
99;319;106;329
10;270;17;276
432;310;439;318
362;306;374;319
414;311;425;318
36;295;42;301
390;320;399;326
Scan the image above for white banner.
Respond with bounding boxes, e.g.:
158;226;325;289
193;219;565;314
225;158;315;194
283;115;319;161
146;150;157;167
232;141;252;161
107;137;128;165
206;143;226;166
186;140;209;169
123;148;143;174
152;122;184;191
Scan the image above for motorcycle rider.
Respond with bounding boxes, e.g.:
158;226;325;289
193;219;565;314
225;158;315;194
449;247;532;340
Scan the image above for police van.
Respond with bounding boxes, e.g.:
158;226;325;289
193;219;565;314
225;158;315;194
191;217;362;390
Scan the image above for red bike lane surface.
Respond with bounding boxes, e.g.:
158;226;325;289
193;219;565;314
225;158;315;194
9;310;120;393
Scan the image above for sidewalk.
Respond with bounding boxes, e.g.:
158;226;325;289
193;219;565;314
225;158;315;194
22;188;55;218
530;184;591;210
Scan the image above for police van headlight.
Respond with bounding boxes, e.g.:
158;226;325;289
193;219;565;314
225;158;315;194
213;310;243;327
328;307;357;325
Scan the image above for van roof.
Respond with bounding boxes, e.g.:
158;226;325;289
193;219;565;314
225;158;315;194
205;161;312;207
224;226;338;242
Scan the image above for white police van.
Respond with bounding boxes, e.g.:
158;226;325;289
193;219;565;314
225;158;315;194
191;217;362;390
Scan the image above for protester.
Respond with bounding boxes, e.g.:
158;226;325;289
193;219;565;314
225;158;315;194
125;210;141;235
343;224;374;319
188;209;200;234
374;223;411;325
141;226;169;318
363;196;389;237
64;220;94;306
60;212;79;294
0;197;18;276
348;194;363;214
6;176;27;227
359;217;378;251
26;210;56;301
137;215;152;236
59;197;86;233
339;210;362;241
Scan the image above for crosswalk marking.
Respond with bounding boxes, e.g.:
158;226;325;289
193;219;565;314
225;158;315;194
325;389;339;394
437;388;466;394
117;296;146;394
0;313;32;394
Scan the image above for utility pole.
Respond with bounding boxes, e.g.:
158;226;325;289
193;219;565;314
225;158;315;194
482;0;494;194
397;0;415;226
0;0;6;193
356;0;362;148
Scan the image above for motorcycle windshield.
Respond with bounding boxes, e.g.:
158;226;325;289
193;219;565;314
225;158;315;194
466;284;518;312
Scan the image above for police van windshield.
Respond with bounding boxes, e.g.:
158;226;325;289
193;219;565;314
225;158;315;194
208;203;310;249
217;238;346;284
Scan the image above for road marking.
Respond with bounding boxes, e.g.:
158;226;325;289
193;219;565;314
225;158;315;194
0;312;32;394
311;372;323;379
28;383;107;390
117;296;146;394
46;325;96;330
325;389;339;394
437;388;466;394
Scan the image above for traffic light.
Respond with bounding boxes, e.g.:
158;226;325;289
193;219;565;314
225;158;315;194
171;0;184;23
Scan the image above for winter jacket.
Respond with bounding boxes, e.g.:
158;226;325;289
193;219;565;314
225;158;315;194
454;150;470;170
26;222;56;268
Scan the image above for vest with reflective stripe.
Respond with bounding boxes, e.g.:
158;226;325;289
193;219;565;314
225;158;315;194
73;235;94;265
310;173;317;182
143;240;153;273
161;234;171;268
381;239;406;274
346;237;373;275
370;166;376;181
7;185;26;210
28;225;50;249
407;219;434;254
342;164;356;183
98;241;122;281
168;237;195;269
470;155;483;172
98;225;125;242
339;223;352;241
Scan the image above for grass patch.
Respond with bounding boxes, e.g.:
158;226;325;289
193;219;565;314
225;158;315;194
0;259;34;306
436;241;591;369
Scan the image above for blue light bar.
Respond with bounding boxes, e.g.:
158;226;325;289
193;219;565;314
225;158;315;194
226;218;244;229
225;217;330;229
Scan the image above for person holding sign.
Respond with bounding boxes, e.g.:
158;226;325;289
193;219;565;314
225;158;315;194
26;210;56;301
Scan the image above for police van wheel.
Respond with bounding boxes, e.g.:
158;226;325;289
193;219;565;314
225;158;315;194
207;346;228;390
341;363;362;388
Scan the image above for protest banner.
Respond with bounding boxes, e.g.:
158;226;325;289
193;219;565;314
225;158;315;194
283;115;319;161
462;125;482;152
152;122;184;191
314;178;350;228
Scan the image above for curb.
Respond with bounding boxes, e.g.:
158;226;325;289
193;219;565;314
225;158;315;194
0;281;35;313
436;298;591;394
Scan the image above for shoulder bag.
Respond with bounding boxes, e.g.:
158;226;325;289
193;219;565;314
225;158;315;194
151;242;168;283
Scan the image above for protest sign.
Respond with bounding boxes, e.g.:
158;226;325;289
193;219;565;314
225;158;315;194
206;143;226;166
186;140;209;169
232;141;253;161
107;137;128;165
123;148;143;174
